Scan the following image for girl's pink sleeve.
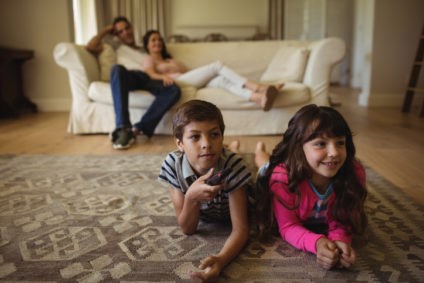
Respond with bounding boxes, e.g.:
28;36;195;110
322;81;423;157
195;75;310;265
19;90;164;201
271;167;325;254
327;162;366;244
327;221;352;244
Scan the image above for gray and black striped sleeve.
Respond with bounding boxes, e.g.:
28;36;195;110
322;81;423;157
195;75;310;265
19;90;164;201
158;152;182;191
222;151;252;194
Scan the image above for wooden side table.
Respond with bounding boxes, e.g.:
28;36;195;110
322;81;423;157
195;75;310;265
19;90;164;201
0;47;37;118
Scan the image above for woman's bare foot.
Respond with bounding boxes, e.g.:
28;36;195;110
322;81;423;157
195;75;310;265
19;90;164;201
228;140;240;153
250;86;278;111
247;82;283;111
255;141;270;168
257;83;284;92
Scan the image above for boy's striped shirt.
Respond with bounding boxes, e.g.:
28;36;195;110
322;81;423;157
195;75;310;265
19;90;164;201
158;148;252;222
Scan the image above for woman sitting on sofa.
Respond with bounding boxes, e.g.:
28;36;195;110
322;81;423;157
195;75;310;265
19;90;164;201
142;30;283;111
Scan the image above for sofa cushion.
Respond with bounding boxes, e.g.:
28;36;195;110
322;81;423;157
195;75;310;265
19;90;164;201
88;81;155;108
260;47;309;84
88;81;198;109
98;43;116;81
195;82;310;110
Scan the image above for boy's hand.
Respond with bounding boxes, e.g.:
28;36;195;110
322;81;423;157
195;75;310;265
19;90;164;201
316;238;340;270
186;169;224;203
189;255;223;283
334;241;356;268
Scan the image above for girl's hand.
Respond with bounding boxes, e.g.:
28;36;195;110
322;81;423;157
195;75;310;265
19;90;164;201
162;75;175;86
334;241;356;268
316;238;340;270
186;169;223;203
189;255;223;283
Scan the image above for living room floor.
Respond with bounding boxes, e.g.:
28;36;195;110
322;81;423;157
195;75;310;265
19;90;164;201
0;86;423;205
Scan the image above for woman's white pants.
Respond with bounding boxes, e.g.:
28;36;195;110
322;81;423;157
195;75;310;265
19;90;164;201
176;61;252;100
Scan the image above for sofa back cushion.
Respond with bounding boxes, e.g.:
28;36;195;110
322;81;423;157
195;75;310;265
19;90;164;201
98;43;116;81
195;82;310;110
260;47;310;84
116;45;147;71
167;41;312;82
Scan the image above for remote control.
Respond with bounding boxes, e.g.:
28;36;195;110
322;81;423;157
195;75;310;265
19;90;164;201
205;168;232;186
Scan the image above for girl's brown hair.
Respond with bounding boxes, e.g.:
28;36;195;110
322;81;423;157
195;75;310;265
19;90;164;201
143;30;172;59
257;104;367;237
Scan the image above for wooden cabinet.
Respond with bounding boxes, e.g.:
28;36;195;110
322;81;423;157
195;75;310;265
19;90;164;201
0;47;37;118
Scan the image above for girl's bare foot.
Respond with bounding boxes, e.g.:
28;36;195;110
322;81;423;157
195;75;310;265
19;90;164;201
228;140;240;153
255;141;270;168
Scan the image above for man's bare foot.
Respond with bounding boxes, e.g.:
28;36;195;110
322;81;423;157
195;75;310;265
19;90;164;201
255;141;270;168
228;140;240;153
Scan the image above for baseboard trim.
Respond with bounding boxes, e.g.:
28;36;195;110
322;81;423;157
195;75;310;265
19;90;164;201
31;98;72;111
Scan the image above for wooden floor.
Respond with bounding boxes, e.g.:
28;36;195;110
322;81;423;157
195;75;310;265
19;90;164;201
1;87;423;204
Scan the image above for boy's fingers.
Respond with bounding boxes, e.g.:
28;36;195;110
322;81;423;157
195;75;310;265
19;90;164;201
199;256;215;269
201;168;215;180
188;271;206;283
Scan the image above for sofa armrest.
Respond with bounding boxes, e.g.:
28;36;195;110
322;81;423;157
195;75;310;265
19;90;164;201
302;37;346;97
53;42;100;102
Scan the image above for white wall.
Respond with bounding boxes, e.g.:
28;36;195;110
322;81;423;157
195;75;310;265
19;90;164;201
1;0;422;112
0;0;74;111
284;0;353;84
356;0;424;107
169;0;268;40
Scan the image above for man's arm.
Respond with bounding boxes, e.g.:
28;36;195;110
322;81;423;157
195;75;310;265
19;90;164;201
86;25;114;55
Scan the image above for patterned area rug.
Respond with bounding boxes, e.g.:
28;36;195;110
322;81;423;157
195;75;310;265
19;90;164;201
0;154;423;282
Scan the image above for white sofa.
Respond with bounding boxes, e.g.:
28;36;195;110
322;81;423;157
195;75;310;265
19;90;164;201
54;38;345;135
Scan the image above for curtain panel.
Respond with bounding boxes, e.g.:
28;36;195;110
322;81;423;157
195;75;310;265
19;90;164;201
268;0;284;40
96;0;170;45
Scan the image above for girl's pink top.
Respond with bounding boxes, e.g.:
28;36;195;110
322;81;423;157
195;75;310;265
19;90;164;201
269;161;366;254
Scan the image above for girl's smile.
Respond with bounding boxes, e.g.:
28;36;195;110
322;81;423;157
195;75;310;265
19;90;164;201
303;135;347;192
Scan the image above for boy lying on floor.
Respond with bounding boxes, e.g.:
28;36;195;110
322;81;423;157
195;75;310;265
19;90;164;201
158;100;251;282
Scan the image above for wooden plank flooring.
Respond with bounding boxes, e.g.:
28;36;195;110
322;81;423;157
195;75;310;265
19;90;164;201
0;87;423;204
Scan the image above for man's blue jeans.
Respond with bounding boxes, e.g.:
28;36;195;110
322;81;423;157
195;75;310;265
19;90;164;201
110;64;181;137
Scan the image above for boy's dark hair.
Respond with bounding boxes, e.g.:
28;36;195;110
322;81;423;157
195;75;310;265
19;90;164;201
113;16;130;27
143;30;172;59
173;100;225;141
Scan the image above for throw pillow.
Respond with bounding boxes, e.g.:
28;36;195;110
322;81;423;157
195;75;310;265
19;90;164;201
260;46;310;84
98;43;116;81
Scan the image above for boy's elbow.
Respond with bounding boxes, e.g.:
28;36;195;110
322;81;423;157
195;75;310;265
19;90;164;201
178;221;197;235
180;227;196;235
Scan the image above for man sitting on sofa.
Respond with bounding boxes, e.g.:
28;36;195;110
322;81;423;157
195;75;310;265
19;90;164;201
86;16;181;149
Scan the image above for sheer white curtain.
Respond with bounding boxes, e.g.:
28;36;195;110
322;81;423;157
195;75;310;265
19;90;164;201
97;0;170;45
73;0;169;45
268;0;284;39
73;0;98;44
